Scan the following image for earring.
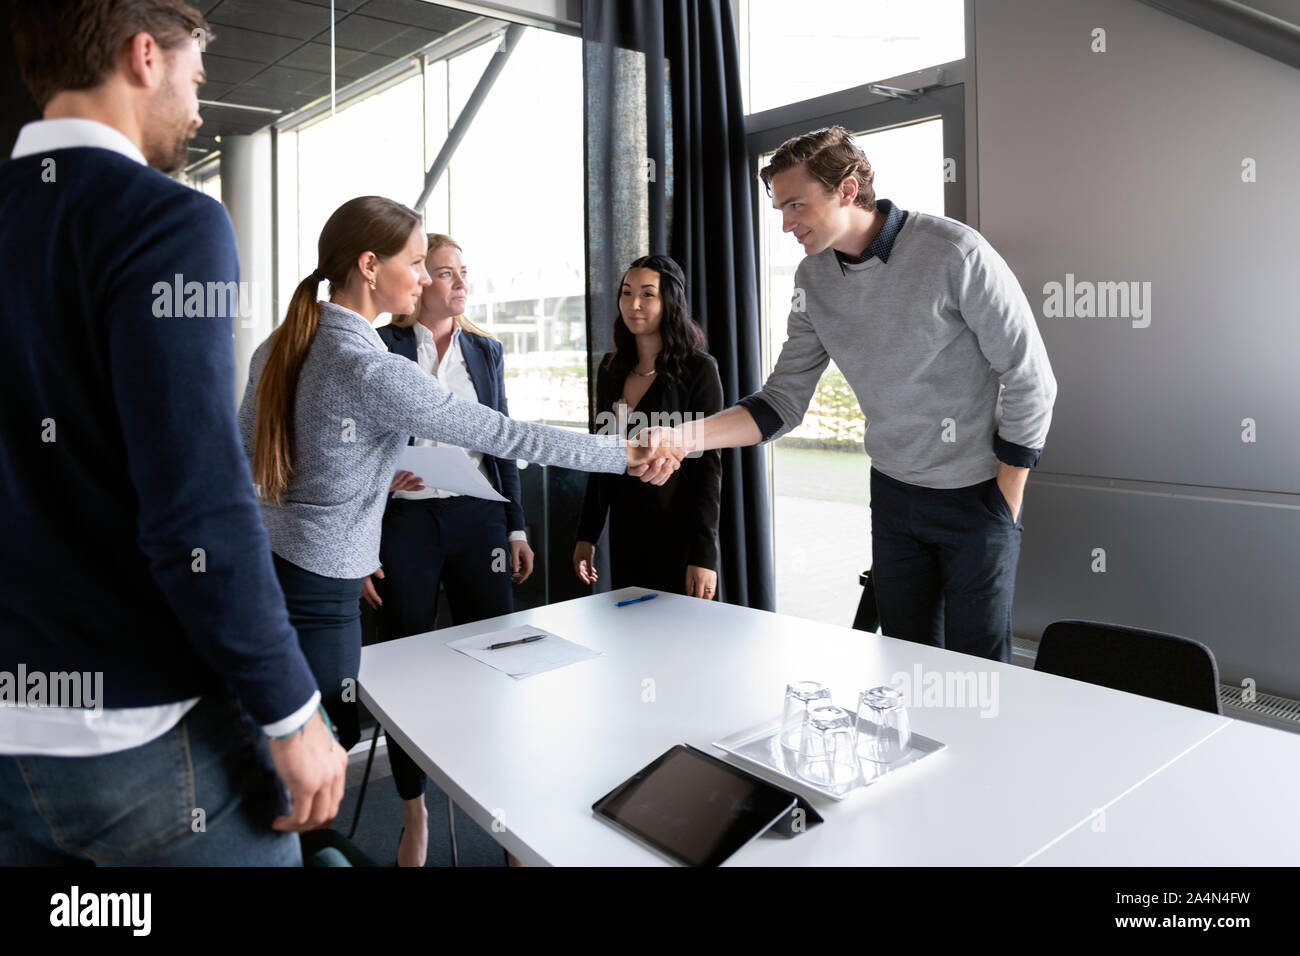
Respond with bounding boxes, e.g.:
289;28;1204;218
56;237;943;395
369;277;376;291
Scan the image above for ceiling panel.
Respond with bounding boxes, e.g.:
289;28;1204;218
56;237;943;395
188;0;485;173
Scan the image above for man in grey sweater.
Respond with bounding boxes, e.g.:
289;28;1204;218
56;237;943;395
679;127;1056;662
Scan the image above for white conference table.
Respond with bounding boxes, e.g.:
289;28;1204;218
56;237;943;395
358;587;1284;866
1024;718;1300;866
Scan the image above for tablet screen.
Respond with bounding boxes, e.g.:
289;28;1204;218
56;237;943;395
592;745;797;866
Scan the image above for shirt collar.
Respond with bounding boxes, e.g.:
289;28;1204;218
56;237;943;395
833;198;907;273
413;320;460;349
11;118;147;165
319;301;385;350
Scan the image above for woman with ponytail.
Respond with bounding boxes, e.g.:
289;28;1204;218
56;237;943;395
238;197;678;776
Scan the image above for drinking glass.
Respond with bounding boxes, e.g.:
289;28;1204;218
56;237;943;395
856;685;911;764
796;704;860;789
781;681;831;751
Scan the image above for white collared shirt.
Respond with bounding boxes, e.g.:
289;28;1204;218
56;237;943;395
11;116;147;164
391;323;527;542
0;118;318;756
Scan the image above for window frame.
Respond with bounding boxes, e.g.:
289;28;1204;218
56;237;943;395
744;59;970;606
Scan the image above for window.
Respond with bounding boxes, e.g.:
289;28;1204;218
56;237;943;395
273;26;587;427
290;74;426;290
736;0;964;115
757;120;947;626
434;29;588;426
195;173;222;201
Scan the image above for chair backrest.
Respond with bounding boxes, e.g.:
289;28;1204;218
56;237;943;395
300;829;378;867
1035;620;1222;714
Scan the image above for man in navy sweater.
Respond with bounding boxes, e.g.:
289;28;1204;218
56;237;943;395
0;0;345;865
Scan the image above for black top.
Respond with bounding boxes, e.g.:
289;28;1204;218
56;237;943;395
577;350;724;592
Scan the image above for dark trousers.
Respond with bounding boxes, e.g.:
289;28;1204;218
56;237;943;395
273;554;366;751
869;468;1022;663
378;496;513;800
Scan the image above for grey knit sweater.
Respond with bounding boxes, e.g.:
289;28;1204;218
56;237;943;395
238;302;626;578
749;212;1056;488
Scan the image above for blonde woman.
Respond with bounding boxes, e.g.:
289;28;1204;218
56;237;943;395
366;234;532;866
238;197;680;855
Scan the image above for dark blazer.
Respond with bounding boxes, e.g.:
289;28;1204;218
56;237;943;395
578;349;723;577
0;143;315;720
376;322;525;533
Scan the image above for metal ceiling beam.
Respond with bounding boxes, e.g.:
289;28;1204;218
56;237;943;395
273;17;503;135
414;22;526;213
1136;0;1300;70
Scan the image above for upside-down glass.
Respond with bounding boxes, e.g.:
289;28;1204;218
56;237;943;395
781;681;832;751
796;704;860;789
857;686;911;764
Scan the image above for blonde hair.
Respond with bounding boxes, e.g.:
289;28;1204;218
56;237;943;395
389;233;495;339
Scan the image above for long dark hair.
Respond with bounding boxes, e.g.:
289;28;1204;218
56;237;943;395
605;255;706;386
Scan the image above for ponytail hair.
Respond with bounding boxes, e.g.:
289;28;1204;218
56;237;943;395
251;195;422;503
251;273;322;504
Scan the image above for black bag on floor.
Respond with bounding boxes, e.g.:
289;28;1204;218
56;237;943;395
853;569;879;633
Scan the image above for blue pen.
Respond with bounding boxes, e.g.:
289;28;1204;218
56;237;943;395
615;593;658;607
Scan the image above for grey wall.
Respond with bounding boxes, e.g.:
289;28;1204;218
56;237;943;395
974;0;1300;695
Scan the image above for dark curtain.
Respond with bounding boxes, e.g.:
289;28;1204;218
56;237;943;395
582;0;775;610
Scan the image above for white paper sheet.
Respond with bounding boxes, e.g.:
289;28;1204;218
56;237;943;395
446;625;602;680
395;444;508;502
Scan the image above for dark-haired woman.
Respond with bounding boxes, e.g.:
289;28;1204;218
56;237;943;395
237;198;678;817
573;255;723;599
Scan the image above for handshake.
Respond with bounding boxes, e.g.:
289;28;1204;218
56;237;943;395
625;425;692;485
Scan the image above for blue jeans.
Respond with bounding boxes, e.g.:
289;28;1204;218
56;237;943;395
273;553;365;751
0;692;301;866
869;468;1022;663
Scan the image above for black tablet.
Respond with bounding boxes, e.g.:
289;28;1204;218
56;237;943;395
591;744;799;866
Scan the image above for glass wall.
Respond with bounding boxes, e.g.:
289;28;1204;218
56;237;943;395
736;0;964;114
757;120;947;626
274;26;586;427
744;0;965;627
438;30;588;427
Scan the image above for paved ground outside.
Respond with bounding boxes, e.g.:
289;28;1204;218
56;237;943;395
772;444;873;629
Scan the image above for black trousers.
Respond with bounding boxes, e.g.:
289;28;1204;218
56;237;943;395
377;496;513;800
868;468;1022;663
273;553;366;751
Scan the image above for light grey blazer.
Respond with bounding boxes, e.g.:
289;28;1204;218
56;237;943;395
238;301;625;579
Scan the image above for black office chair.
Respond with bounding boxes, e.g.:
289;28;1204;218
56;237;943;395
1034;619;1222;714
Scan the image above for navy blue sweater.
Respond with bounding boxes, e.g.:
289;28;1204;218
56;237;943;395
0;147;317;723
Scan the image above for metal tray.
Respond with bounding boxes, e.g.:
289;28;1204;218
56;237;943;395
712;716;946;800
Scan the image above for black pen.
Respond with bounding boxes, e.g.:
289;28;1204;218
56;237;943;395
488;635;545;651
